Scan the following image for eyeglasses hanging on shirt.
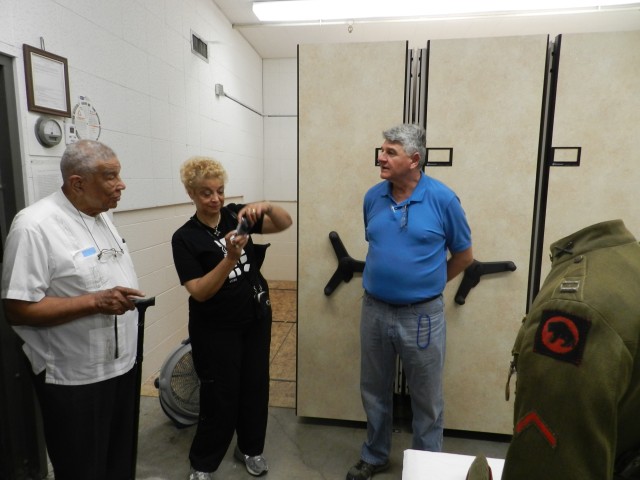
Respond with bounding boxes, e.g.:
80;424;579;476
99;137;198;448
76;209;124;358
98;247;124;261
391;204;409;230
76;209;125;261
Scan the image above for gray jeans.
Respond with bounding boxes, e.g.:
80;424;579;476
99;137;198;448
359;292;446;464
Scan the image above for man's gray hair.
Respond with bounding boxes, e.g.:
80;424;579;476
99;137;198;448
382;124;427;168
60;140;116;179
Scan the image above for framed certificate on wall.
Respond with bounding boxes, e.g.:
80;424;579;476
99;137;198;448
23;44;71;117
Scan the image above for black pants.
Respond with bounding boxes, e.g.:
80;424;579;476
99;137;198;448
188;316;272;472
32;367;137;480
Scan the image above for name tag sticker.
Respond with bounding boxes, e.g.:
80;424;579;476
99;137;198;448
81;246;97;257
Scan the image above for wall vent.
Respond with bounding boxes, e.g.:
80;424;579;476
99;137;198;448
191;31;209;62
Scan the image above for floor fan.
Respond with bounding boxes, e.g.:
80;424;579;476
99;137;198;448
154;338;199;428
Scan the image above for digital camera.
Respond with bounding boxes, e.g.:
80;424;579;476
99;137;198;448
236;217;251;236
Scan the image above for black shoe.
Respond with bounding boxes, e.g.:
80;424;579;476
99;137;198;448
346;459;390;480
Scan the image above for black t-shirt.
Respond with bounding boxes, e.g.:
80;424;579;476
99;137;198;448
171;203;264;329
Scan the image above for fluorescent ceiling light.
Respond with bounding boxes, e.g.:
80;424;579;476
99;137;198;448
253;0;640;21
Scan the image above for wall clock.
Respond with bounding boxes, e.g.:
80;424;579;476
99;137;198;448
71;95;101;141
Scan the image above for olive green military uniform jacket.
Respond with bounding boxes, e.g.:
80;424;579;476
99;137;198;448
502;220;640;479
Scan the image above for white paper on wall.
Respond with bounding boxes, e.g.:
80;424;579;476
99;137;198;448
31;158;61;201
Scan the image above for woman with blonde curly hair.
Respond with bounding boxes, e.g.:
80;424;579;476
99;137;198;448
171;156;292;479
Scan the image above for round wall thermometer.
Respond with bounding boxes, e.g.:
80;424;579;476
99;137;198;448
35;116;63;147
71;95;101;141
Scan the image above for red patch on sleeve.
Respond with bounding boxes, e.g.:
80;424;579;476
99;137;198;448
534;311;591;365
515;411;557;448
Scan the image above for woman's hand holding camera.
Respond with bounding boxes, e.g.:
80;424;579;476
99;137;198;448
225;229;248;261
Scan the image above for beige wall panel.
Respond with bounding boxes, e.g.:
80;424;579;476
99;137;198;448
425;35;549;434
543;31;640;279
298;41;407;421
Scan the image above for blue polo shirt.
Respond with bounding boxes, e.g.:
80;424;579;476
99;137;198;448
362;173;471;304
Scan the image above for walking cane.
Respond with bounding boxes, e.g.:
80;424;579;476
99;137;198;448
130;296;156;480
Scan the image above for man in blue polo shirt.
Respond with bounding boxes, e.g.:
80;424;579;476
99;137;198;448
347;123;473;480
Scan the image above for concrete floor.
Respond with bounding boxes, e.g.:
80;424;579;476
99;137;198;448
134;396;510;480
132;281;510;479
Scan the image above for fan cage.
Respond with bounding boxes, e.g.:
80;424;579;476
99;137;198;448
157;340;200;427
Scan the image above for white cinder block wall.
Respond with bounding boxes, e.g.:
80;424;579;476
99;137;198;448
258;58;298;280
1;0;298;382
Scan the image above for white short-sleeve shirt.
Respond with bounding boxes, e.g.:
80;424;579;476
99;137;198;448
1;190;139;385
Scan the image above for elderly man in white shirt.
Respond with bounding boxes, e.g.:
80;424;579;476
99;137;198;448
1;140;144;480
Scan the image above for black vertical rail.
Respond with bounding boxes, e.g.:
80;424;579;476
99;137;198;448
418;46;428;131
130;297;155;480
526;35;562;310
404;42;412;124
422;41;431;170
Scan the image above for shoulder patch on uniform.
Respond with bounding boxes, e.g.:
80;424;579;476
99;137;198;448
533;310;591;365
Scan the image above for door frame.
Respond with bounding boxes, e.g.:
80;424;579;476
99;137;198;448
0;51;48;480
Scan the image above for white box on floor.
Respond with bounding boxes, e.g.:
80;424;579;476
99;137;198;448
402;449;505;479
